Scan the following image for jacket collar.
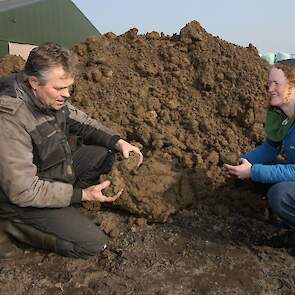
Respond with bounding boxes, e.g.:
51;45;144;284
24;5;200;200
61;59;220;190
0;73;18;97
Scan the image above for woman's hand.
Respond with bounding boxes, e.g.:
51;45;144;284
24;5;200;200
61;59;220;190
223;158;252;180
115;139;143;166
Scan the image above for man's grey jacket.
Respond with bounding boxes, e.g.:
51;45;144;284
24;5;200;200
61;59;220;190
0;72;120;208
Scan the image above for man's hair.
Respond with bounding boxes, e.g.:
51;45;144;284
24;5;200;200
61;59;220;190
274;59;295;88
24;42;79;85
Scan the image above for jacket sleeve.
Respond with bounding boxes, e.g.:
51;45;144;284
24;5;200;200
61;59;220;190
0;116;81;208
67;103;120;150
251;163;295;183
243;139;280;164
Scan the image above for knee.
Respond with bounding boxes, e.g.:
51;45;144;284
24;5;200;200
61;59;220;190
267;182;293;215
94;147;115;174
92;146;114;164
77;230;108;258
56;229;108;259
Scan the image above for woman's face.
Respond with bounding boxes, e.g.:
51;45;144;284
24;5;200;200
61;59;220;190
268;67;290;107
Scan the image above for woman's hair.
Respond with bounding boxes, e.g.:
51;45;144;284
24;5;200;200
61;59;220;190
24;42;79;85
273;59;295;88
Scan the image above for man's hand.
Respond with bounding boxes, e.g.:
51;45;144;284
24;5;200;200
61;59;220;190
115;139;143;166
223;158;252;180
82;180;123;202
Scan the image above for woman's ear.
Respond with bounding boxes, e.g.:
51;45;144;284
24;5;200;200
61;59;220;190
28;76;39;91
283;84;295;103
288;84;295;100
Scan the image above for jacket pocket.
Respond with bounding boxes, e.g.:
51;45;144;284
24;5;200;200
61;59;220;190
31;124;66;171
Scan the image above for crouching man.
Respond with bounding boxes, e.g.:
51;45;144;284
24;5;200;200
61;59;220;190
0;42;143;259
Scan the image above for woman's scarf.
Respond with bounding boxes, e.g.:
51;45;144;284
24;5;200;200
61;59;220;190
265;108;295;141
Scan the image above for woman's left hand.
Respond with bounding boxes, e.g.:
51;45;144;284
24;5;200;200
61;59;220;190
223;158;252;179
115;139;143;166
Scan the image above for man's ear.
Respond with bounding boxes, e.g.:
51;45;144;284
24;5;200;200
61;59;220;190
28;76;39;91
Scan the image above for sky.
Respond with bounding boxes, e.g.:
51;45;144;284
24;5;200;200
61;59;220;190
72;0;295;54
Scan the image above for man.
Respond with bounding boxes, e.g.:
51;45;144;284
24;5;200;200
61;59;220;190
0;42;143;259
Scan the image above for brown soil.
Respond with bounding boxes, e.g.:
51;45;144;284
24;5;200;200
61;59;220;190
1;21;294;295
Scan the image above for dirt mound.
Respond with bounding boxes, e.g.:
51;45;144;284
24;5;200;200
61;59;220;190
71;20;270;220
0;54;25;76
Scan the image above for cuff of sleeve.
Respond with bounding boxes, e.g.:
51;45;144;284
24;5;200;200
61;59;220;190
239;158;245;164
108;135;121;151
70;188;83;204
250;164;261;182
242;156;253;165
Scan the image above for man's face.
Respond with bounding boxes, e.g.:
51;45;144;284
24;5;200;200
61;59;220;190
268;67;290;107
30;66;74;110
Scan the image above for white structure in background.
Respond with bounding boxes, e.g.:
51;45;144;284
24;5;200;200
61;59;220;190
8;42;36;60
260;52;295;64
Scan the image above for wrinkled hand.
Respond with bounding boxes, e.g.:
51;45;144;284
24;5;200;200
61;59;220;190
115;139;143;166
82;180;123;202
223;158;252;180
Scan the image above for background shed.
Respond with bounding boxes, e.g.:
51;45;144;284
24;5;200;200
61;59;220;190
0;0;100;58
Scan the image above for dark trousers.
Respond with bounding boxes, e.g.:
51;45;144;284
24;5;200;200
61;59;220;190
267;182;295;229
0;145;114;258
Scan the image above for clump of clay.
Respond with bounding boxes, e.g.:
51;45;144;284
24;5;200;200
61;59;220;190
100;152;200;222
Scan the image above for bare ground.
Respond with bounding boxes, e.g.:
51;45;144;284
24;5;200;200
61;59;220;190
1;21;295;294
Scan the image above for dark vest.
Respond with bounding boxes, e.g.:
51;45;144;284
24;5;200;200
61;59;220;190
0;73;75;184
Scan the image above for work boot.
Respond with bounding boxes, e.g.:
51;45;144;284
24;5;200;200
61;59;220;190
0;221;23;260
262;231;295;249
263;231;295;257
5;222;57;253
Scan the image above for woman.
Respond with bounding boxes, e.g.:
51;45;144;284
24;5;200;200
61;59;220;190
224;59;295;231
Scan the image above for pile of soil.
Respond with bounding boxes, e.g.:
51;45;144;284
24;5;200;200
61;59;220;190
2;21;295;295
71;20;270;221
0;54;25;76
